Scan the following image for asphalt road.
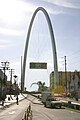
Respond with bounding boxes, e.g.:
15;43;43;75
0;94;80;120
32;103;80;120
0;98;30;120
31;97;80;120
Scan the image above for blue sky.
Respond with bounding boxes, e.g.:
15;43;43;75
0;0;80;91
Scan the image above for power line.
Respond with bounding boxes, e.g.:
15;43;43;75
67;49;80;58
66;50;80;63
68;60;80;67
68;54;80;62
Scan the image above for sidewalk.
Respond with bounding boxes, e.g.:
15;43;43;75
31;97;43;105
59;97;80;104
0;94;27;109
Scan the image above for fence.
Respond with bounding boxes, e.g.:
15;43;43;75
22;104;32;120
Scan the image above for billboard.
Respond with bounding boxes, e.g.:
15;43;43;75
30;62;47;69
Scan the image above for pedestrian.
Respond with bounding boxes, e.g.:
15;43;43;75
75;92;78;101
2;100;4;106
16;95;19;105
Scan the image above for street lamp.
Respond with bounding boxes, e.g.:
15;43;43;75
14;75;19;105
9;69;14;98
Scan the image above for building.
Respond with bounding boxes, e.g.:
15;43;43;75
0;70;7;100
50;71;80;98
0;69;7;87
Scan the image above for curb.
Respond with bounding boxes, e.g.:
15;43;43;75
0;97;26;109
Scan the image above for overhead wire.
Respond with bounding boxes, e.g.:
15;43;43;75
58;49;80;71
67;49;80;61
32;12;46;62
67;51;80;71
67;49;80;57
26;11;55;90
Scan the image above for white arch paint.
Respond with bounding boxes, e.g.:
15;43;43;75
21;7;58;91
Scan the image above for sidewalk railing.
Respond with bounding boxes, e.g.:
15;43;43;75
22;104;32;120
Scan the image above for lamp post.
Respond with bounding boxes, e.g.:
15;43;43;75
64;56;67;96
9;69;14;97
14;75;19;105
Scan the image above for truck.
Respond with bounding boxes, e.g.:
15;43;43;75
41;91;51;105
46;97;62;108
41;91;62;108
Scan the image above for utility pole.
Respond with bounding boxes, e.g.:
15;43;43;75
9;69;14;98
64;56;67;96
69;72;71;94
21;56;22;93
1;61;10;86
14;75;19;105
9;69;14;84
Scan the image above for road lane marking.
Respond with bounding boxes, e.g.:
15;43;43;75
9;111;15;115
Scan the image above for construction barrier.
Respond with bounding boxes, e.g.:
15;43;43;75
22;104;32;120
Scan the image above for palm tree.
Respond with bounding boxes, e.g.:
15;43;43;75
30;81;48;92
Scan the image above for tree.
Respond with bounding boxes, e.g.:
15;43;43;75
30;81;48;92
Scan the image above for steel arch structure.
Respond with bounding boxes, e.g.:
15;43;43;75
21;7;58;91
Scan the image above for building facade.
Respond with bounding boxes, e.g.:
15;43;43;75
0;70;7;100
50;71;80;98
0;69;7;87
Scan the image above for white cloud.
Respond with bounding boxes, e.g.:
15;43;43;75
47;7;64;15
0;0;36;16
0;39;12;49
0;27;25;36
42;0;80;9
0;0;39;36
0;0;37;26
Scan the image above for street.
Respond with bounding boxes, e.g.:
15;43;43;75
30;95;80;120
32;101;80;120
0;94;80;120
0;98;30;120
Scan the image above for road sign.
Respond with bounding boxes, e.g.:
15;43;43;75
30;62;47;69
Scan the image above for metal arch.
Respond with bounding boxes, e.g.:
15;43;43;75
21;7;58;91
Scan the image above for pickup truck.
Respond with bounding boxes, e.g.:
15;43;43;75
45;97;62;108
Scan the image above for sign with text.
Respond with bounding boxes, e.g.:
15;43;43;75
30;62;47;69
